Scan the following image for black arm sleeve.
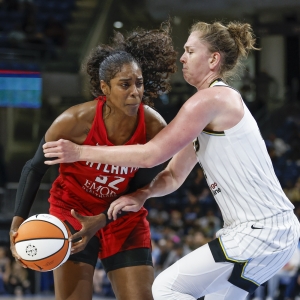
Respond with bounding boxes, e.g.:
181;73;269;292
14;137;51;219
126;163;165;194
103;163;166;225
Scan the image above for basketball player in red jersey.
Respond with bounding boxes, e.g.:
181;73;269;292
9;23;177;300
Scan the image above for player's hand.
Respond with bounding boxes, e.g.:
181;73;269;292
69;210;106;254
108;190;147;220
10;216;27;268
43;139;82;165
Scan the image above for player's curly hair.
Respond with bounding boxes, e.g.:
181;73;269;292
86;21;177;106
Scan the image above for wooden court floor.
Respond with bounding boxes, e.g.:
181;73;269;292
0;296;116;300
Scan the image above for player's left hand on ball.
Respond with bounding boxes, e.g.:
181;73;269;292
69;209;106;254
43;139;81;165
10;217;28;268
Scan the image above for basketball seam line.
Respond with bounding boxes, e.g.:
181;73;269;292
18;240;69;262
15;237;68;243
21;219;66;236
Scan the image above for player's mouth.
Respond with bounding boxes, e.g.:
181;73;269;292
126;103;139;107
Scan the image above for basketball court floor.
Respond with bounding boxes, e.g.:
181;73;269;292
0;296;116;300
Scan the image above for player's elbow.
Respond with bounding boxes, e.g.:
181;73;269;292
140;157;157;168
140;153;162;168
137;145;163;168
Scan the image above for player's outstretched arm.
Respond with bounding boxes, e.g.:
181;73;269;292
108;143;198;220
43;89;219;168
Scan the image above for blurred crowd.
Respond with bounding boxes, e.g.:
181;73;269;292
0;246;31;296
0;0;70;59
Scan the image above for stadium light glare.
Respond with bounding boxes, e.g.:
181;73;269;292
113;21;123;29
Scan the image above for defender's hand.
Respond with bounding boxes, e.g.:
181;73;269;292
43;139;82;165
108;190;147;220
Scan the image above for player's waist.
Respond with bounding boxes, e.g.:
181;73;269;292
223;209;296;230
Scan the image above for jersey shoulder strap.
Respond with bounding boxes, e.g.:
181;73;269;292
209;78;228;87
209;78;241;95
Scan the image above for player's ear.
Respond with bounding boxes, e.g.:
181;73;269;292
100;80;110;95
209;52;221;70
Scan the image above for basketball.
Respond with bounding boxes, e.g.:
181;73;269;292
15;214;71;272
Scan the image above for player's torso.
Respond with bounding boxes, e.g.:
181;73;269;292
193;83;294;227
50;99;146;212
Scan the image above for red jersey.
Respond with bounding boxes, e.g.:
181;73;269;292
49;97;151;258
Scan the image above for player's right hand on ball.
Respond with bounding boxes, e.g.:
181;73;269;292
10;216;27;268
69;209;106;254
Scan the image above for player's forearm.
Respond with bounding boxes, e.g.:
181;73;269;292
79;143;161;168
139;169;181;200
139;143;197;201
10;216;25;231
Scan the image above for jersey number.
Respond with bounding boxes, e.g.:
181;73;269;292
95;176;125;190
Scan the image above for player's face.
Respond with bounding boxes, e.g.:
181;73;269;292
104;62;144;117
180;31;212;88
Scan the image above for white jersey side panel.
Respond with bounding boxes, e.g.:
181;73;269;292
194;83;294;228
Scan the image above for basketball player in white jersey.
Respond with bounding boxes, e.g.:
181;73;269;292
43;21;300;300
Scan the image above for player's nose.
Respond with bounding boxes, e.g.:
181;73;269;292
180;53;186;63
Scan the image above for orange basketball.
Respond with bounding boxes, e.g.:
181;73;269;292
15;214;71;272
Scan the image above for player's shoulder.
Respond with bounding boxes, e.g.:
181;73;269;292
189;85;240;108
143;105;167;140
46;100;97;142
143;105;166;125
56;100;97;124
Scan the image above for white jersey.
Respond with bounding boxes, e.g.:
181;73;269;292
152;81;300;298
193;81;294;229
192;81;299;288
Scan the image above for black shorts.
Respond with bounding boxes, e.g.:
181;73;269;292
65;221;153;273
